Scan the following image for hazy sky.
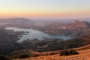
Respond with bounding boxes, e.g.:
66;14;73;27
0;0;90;18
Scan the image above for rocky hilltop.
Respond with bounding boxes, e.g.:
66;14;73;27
71;20;89;28
40;20;90;37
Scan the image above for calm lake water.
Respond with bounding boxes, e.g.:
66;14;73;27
5;27;73;42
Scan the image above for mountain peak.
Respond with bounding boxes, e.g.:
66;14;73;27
71;20;88;28
72;20;81;23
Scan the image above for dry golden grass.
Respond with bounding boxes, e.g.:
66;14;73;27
74;44;90;51
13;49;90;60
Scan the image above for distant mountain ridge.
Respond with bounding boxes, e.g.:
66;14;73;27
0;18;31;23
0;18;90;37
40;20;90;37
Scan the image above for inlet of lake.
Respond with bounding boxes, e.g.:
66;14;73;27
5;27;73;42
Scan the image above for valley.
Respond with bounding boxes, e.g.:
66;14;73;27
1;0;90;60
0;18;90;37
0;18;90;60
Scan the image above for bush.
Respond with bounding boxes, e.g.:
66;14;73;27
0;55;10;60
32;54;40;57
59;49;79;56
19;54;29;59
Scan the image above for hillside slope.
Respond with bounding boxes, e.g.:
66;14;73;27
13;49;90;60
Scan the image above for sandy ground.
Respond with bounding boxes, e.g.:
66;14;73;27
13;49;90;60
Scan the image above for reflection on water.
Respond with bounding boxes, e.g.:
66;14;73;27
5;27;73;42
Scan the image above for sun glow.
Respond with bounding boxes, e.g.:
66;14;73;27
0;0;90;18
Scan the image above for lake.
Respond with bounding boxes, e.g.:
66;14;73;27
5;27;73;42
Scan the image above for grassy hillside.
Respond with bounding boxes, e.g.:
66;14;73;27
12;46;90;60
